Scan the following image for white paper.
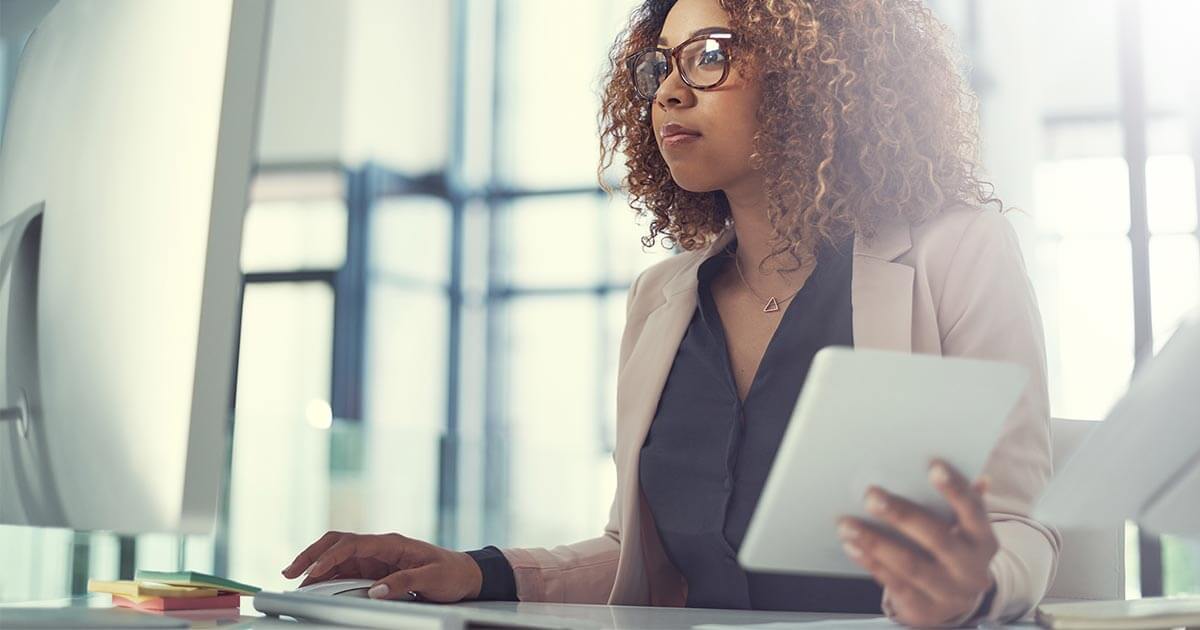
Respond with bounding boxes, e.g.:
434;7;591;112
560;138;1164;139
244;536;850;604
691;617;1037;629
1034;314;1200;535
692;617;901;629
1142;451;1200;538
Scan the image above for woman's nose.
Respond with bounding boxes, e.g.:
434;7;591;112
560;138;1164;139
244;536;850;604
654;65;694;108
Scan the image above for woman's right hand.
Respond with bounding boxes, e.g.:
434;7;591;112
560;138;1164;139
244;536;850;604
281;531;484;603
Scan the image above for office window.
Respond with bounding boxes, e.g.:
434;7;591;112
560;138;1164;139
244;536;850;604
226;282;335;592
1032;152;1134;421
503;295;608;548
370;197;452;286
501;195;605;288
361;286;447;542
0;527;72;602
241;200;348;273
132;534;213;576
356;196;454;542
491;184;674;549
607;194;674;284
1142;0;1200;115
495;1;620;189
1164;532;1200;597
1146;135;1200;353
602;290;628;452
1037;0;1121;117
341;0;452;174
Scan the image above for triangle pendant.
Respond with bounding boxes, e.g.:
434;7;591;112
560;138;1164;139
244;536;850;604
763;297;780;313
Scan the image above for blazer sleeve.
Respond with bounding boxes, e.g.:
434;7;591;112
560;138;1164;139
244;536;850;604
496;268;649;603
883;210;1063;626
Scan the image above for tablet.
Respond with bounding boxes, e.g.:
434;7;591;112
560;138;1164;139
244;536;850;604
737;346;1028;577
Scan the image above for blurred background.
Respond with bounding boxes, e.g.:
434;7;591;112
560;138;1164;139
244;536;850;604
0;0;1197;604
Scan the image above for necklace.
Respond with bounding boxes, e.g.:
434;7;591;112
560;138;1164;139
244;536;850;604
732;252;810;313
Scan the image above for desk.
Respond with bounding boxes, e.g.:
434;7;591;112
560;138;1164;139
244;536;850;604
0;594;1040;629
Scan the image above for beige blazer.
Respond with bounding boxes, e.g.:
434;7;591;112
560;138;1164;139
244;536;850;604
500;206;1062;626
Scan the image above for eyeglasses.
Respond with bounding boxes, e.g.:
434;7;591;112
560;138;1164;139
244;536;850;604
625;31;736;101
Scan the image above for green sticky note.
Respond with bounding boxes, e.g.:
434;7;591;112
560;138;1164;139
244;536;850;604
134;570;260;595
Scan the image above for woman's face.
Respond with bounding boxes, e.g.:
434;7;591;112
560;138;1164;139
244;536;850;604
650;0;763;194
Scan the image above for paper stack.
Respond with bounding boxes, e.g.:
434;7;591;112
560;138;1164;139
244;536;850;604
87;570;260;612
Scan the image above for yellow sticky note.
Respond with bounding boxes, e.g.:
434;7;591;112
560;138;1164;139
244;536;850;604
86;579;218;599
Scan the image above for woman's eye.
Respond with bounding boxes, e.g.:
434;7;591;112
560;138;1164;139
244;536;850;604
699;49;726;66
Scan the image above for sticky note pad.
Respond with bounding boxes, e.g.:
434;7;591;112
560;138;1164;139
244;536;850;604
112;593;242;611
87;579;218;599
133;570;260;595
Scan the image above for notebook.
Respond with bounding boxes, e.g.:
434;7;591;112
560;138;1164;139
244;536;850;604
1035;596;1200;629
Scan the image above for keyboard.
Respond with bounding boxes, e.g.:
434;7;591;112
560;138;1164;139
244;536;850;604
252;590;599;629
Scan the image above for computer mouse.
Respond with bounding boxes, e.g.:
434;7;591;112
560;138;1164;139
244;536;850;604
292;578;376;598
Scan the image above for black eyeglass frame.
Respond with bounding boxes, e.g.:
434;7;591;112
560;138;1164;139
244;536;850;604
624;31;737;101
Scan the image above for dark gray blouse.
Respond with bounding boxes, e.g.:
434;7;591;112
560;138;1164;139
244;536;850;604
637;233;884;613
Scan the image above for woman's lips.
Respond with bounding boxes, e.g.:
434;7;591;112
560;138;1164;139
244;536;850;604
663;133;701;148
660;121;702;149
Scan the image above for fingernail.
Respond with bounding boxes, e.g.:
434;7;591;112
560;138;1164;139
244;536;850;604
865;491;887;515
308;563;324;577
368;584;388;599
838;522;859;540
930;462;949;485
842;541;863;558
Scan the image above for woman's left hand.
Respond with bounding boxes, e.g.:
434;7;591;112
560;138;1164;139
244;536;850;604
837;459;999;628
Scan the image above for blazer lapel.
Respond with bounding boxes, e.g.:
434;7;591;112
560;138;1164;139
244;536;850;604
609;228;734;605
851;217;915;352
615;226;734;466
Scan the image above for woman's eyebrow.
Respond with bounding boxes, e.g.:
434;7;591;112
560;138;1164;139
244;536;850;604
658;26;730;46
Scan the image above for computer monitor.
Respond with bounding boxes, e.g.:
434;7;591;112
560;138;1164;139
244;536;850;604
0;1;271;535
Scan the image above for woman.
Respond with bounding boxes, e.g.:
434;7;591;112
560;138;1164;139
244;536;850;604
282;0;1061;626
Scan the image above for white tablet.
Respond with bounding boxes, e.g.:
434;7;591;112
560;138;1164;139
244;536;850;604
738;346;1028;577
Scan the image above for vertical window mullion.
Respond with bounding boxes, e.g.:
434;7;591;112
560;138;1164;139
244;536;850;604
1117;0;1162;597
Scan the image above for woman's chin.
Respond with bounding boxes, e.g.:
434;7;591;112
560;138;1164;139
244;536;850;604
666;170;721;194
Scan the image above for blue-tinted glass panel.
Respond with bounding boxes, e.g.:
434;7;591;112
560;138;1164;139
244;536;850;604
1164;534;1200;596
1033;158;1130;237
504;296;608;548
0;526;72;602
1146;155;1197;235
1038;0;1120;117
361;286;447;543
1033;237;1134;420
607;193;675;284
1142;0;1200;115
228;282;334;592
241;199;347;272
495;0;613;187
1149;234;1200;353
371;197;452;286
503;195;603;288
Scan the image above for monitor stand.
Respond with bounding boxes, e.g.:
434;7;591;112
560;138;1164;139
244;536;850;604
0;201;66;526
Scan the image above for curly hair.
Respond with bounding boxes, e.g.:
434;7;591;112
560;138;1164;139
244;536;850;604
596;0;1006;273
